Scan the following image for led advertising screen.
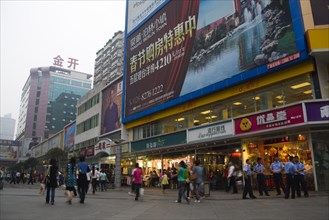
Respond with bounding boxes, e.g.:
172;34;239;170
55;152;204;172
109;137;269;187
101;80;123;134
123;0;307;122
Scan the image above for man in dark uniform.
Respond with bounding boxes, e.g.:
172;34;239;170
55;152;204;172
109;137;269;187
284;156;297;199
254;157;270;196
242;159;256;199
294;156;309;198
270;157;285;195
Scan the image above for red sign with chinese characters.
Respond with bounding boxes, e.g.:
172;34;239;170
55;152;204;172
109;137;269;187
234;104;305;134
267;52;300;69
53;55;79;70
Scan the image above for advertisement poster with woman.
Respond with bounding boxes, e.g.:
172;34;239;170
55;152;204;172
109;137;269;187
101;80;122;134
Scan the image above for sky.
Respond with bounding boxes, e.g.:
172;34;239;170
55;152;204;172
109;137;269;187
0;0;126;124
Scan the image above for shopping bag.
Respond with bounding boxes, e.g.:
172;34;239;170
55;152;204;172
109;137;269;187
139;187;145;196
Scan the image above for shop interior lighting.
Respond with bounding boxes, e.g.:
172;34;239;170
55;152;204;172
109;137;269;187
276;95;283;99
233;102;242;105
235;149;240;152
303;90;312;94
193;119;200;123
290;82;311;89
175;117;185;122
277;100;284;103
253;96;260;100
205;116;217;120
201;110;211;114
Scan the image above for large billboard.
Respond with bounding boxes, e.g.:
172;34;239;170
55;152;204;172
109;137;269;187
126;0;168;35
123;0;308;122
101;80;123;135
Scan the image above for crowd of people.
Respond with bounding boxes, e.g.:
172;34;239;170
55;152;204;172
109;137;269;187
36;155;114;205
4;154;309;205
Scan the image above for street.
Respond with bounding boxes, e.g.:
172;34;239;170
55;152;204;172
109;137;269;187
0;182;328;220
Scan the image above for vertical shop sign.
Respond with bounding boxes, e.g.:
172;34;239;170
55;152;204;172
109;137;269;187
234;104;305;134
305;101;329;122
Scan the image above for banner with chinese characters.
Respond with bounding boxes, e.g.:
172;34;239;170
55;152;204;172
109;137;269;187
234;104;305;135
123;0;307;122
188;120;233;143
131;131;186;152
305;100;329;122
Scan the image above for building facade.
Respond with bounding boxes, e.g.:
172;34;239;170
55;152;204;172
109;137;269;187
0;114;16;140
93;31;124;86
16;66;92;159
75;31;125;169
121;0;329;191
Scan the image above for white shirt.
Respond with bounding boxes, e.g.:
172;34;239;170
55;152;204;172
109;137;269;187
228;165;235;178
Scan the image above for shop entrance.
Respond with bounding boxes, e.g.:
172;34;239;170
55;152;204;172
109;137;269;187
134;144;242;190
196;144;243;190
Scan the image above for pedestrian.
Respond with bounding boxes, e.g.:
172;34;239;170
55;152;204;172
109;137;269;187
160;169;169;194
9;171;16;184
185;165;191;198
45;158;58;205
294;156;309;198
284;156;297;199
77;155;90;204
191;159;203;203
270;157;285;195
132;162;143;201
226;162;238;193
86;168;91;194
91;166;99;194
99;169;108;191
27;169;34;185
254;157;270;196
242;159;257;199
175;161;190;204
64;157;77;205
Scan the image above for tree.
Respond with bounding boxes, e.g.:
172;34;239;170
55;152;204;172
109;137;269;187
44;148;67;171
23;157;39;170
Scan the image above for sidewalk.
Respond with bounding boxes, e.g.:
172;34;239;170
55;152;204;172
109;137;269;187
1;183;328;220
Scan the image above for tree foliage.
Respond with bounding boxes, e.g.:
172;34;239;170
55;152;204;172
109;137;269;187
44;148;67;170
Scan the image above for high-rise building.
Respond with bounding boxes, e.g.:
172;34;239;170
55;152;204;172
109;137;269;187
74;31;125;162
16;66;92;157
0;114;16;140
93;31;124;86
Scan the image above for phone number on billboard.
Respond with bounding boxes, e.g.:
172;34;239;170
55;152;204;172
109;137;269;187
130;84;164;107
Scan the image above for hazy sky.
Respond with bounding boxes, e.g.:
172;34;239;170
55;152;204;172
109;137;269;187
0;0;126;123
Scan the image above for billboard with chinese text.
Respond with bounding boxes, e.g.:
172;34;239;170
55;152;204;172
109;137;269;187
123;0;308;123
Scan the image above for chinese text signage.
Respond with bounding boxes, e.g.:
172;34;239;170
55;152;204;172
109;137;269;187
305;101;329;122
188;121;233;143
234;104;305;134
124;0;306;122
131;131;186;152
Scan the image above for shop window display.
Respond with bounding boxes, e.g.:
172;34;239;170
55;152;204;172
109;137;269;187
243;134;315;190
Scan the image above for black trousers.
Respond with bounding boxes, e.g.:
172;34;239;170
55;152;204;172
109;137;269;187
227;176;237;193
273;173;285;194
242;177;255;198
78;174;87;203
295;175;308;197
285;174;295;199
257;174;268;195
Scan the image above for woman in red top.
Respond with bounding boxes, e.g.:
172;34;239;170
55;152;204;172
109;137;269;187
133;163;143;201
